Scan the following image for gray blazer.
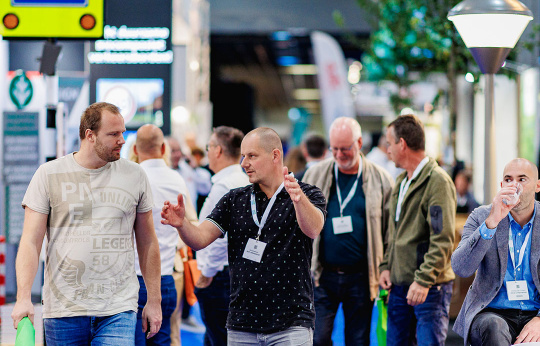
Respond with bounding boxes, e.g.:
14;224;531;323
452;201;540;345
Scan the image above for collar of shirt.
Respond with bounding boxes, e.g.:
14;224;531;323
139;158;168;169
508;203;537;235
211;164;243;184
395;156;429;222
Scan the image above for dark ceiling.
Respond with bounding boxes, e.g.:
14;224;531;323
210;33;369;115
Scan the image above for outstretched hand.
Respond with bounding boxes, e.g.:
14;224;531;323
283;166;303;202
161;193;186;228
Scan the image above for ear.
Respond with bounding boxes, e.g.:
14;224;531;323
273;148;281;163
357;137;363;150
133;144;139;156
160;143;166;156
399;137;407;151
535;179;540;193
216;145;223;158
85;129;95;142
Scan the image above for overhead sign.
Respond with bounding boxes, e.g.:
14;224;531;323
87;25;173;65
0;0;104;38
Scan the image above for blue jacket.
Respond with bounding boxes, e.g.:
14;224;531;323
452;201;540;345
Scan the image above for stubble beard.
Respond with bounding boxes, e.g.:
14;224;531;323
95;138;121;162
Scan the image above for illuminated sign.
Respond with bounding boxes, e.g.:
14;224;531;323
0;0;103;38
88;25;173;65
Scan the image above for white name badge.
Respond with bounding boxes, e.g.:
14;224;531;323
332;216;353;234
242;238;267;263
507;280;530;301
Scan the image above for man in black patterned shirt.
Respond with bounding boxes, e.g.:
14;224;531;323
161;127;326;345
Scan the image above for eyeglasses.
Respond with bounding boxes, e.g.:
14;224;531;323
329;143;355;153
206;143;218;151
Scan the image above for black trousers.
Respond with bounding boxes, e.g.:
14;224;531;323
469;308;538;346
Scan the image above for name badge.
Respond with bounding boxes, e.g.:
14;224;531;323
332;216;353;234
242;238;267;263
507;280;529;301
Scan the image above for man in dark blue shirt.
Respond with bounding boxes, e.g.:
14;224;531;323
161;127;327;345
452;158;540;345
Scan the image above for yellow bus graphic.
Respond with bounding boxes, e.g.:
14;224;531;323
1;0;103;38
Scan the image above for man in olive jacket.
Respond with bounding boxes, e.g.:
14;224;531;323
303;117;394;345
379;114;456;346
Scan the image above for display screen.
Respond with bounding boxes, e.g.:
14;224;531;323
96;78;164;129
11;0;88;6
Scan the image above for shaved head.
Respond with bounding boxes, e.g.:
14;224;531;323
503;158;538;181
136;124;164;155
329;117;362;141
245;127;283;155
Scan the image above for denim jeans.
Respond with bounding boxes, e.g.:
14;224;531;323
43;310;136;346
228;326;313;346
135;275;177;346
386;281;453;346
313;270;372;346
195;267;230;346
469;308;538;346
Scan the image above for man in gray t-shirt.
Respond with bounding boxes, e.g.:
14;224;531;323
11;102;162;345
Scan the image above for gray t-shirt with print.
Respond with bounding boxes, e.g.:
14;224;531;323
22;153;153;318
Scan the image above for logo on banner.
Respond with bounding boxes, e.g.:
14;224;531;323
9;70;33;109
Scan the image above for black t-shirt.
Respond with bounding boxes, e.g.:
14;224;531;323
206;181;327;333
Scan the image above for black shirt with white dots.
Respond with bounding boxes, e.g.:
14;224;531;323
206;181;327;333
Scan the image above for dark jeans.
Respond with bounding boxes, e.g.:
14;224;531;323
195;267;231;346
386;281;453;346
313;270;372;346
136;275;177;346
469;308;538;346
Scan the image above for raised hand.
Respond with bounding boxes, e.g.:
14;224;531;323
161;193;186;228
283;166;302;202
485;184;519;229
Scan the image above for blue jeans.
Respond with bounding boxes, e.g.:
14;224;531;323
228;326;313;346
135;275;177;346
313;270;372;346
386;281;453;346
195;267;231;346
43;311;136;345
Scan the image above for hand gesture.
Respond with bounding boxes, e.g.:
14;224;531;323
485;184;519;229
141;300;162;339
11;299;34;329
161;194;186;228
283;166;302;202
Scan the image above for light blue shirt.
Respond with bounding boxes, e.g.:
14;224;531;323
482;205;540;311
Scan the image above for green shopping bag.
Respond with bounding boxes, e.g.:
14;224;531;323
376;289;389;346
15;317;35;346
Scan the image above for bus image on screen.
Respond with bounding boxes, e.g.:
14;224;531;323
1;0;102;38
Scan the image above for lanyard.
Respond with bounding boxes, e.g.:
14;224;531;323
334;161;362;217
508;228;531;281
250;183;284;240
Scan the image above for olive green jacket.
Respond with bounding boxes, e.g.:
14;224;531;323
303;155;394;300
379;158;456;287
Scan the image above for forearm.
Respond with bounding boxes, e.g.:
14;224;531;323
138;239;162;302
15;243;41;301
177;220;222;251
294;193;324;239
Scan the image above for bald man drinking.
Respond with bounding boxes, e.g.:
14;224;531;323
161;127;327;346
452;158;540;345
132;124;196;345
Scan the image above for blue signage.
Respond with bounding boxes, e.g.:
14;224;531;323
11;0;87;6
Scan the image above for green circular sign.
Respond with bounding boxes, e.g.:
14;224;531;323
9;70;33;110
